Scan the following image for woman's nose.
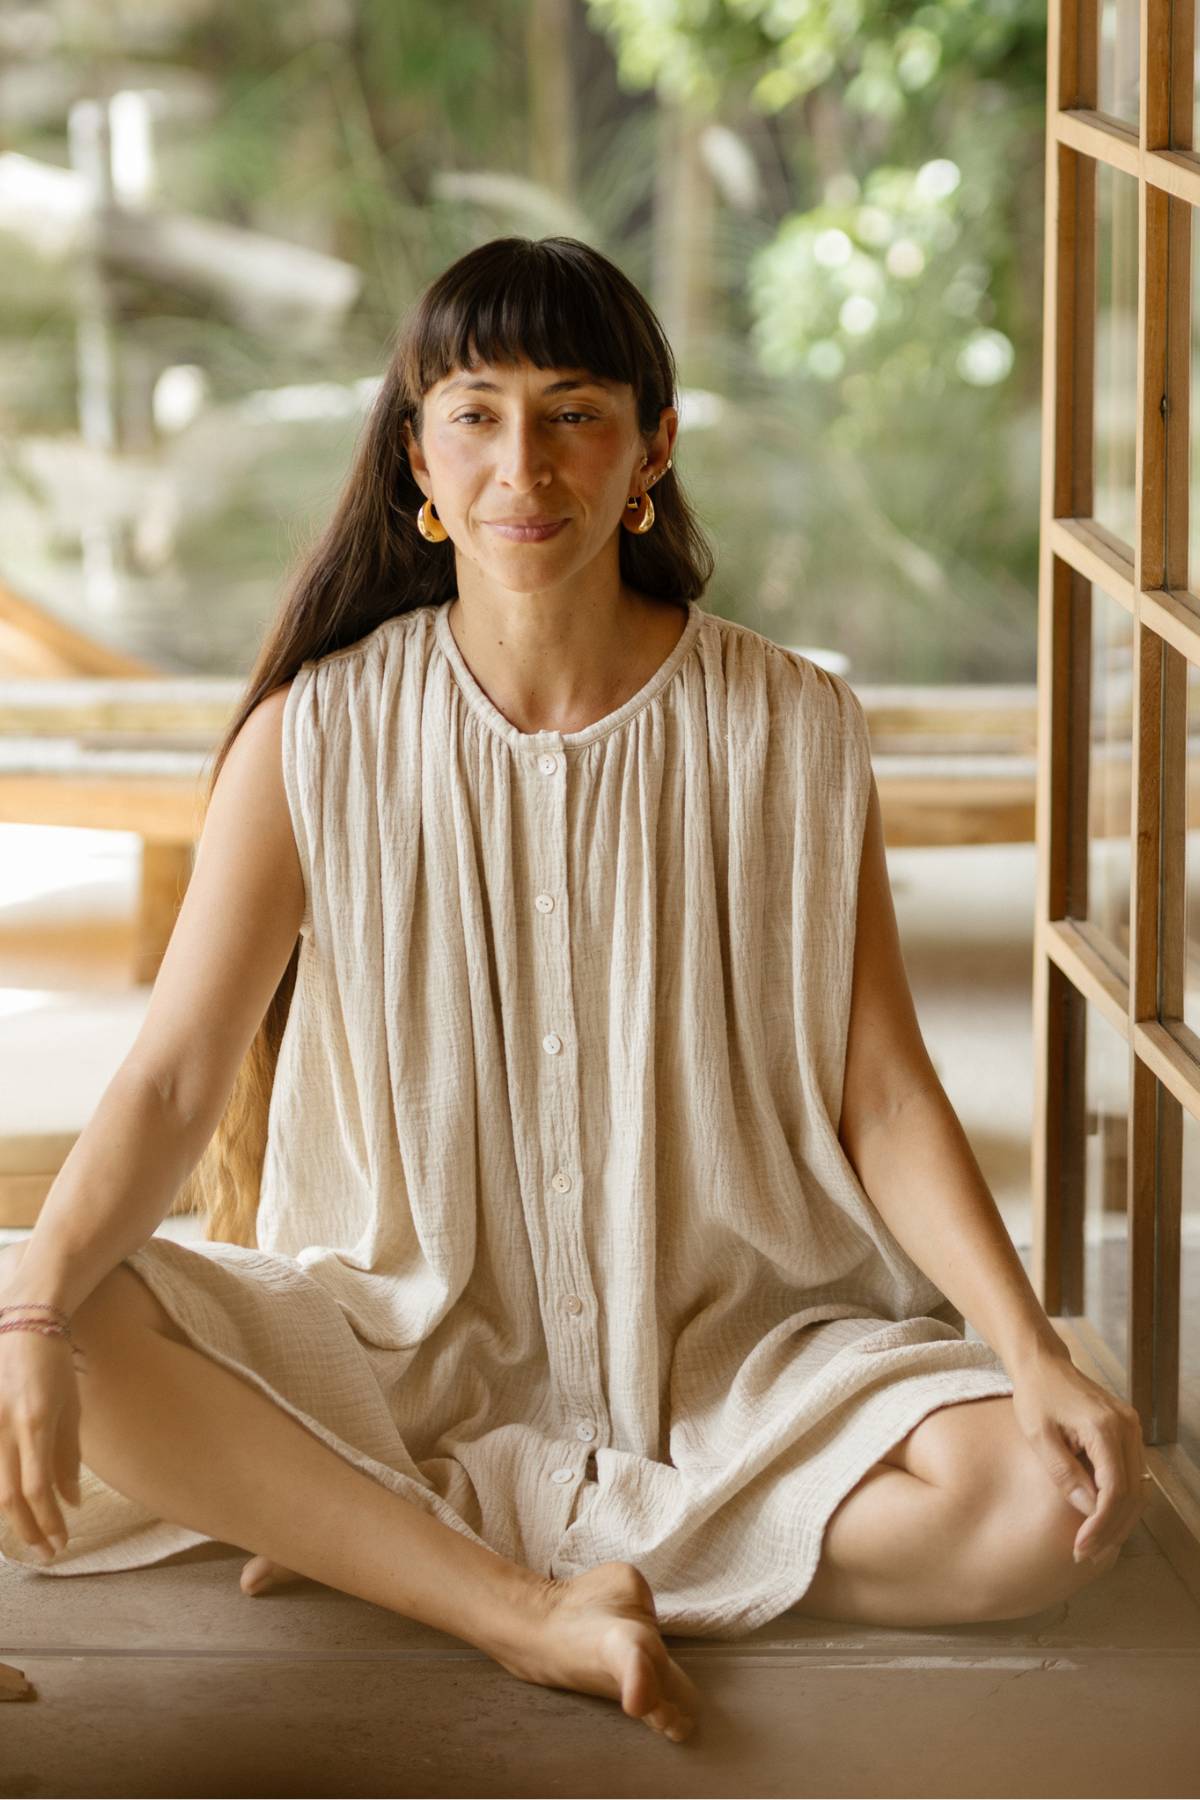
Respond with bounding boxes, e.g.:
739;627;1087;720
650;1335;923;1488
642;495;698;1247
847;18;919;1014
494;425;555;484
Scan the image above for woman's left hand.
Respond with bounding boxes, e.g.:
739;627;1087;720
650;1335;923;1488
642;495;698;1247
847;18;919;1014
1009;1348;1150;1563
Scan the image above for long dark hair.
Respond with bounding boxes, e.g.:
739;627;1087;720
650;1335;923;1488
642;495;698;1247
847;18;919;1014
175;234;717;1246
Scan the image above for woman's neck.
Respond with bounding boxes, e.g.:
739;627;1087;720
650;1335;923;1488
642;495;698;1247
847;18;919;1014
443;590;687;736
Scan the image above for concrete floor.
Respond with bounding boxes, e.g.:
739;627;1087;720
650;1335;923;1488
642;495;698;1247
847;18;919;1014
2;1521;1198;1799
1;827;1198;1797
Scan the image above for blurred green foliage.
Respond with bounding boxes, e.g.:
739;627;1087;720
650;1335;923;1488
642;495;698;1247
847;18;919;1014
583;0;1047;678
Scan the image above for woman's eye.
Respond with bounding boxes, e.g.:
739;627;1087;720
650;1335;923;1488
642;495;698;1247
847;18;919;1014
452;412;595;425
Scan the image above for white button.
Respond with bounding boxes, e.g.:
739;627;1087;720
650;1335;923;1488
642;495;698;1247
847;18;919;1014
550;1466;575;1483
575;1423;597;1442
542;1032;562;1054
535;893;554;913
564;1296;583;1315
551;1171;572;1194
538;753;559;774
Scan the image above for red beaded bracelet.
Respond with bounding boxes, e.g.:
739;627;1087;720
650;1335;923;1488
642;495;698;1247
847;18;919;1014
0;1300;71;1328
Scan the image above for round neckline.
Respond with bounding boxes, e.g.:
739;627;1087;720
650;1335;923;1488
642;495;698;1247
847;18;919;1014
433;597;703;751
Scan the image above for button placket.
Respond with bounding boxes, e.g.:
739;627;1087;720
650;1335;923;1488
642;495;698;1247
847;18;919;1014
528;738;610;1482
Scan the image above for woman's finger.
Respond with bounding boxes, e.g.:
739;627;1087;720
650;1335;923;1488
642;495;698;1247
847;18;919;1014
0;1442;55;1558
1073;1423;1130;1560
13;1417;69;1553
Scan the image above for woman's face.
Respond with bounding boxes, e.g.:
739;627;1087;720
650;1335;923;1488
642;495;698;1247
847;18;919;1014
402;358;676;591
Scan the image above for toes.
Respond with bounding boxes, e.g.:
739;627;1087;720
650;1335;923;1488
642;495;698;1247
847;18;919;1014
621;1642;696;1741
642;1700;676;1732
240;1554;301;1595
642;1698;692;1742
240;1556;271;1594
575;1581;698;1744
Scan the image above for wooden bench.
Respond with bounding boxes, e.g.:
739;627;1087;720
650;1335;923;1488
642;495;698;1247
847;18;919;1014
0;678;240;982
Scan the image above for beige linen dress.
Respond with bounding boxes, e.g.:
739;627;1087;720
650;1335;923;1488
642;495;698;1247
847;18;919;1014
1;597;1016;1637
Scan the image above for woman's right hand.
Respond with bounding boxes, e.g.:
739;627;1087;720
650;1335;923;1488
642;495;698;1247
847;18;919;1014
0;1323;82;1561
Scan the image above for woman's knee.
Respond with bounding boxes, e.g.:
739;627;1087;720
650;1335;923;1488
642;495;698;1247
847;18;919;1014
973;1477;1121;1619
896;1396;1122;1619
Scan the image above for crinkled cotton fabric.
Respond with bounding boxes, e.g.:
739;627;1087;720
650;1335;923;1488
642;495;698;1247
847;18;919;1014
2;597;1015;1636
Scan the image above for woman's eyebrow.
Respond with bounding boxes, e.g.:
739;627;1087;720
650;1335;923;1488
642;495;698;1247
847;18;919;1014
441;376;615;396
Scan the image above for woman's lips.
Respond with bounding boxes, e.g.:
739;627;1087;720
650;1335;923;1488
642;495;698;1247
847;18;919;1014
487;519;568;542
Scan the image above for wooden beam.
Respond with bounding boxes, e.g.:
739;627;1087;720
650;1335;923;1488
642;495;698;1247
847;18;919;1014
0;578;159;678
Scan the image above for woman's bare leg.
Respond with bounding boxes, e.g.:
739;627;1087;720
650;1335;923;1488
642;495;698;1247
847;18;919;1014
56;1266;699;1742
793;1455;1122;1629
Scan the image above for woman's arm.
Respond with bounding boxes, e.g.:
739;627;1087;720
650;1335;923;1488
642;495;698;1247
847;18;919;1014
2;683;306;1319
836;774;1067;1375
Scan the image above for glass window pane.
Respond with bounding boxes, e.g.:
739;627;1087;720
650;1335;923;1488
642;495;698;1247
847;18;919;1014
1082;1002;1129;1380
1074;583;1134;972
1095;164;1139;549
1099;0;1140;126
1176;1103;1200;1465
1190;215;1200;592
1182;665;1200;1034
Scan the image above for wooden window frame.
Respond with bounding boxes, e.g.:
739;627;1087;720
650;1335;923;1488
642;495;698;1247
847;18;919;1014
1035;0;1200;1598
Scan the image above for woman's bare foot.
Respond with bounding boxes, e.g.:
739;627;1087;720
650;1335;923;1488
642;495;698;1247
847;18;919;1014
238;1552;698;1741
493;1560;700;1743
240;1553;307;1596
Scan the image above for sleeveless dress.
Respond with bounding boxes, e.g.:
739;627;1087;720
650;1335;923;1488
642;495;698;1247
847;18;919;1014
1;597;1016;1637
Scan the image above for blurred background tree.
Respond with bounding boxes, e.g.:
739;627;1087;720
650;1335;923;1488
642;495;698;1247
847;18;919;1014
0;0;1046;680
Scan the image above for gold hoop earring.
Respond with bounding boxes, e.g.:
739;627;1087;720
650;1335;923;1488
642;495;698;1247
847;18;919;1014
620;455;672;535
417;498;449;543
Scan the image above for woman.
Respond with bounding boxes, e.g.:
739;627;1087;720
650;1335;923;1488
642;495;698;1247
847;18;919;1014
0;237;1148;1744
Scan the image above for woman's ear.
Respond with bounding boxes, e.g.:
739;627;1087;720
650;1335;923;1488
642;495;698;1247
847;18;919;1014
401;421;429;495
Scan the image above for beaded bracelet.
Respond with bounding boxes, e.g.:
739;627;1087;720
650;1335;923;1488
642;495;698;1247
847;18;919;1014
0;1301;71;1328
0;1304;85;1364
